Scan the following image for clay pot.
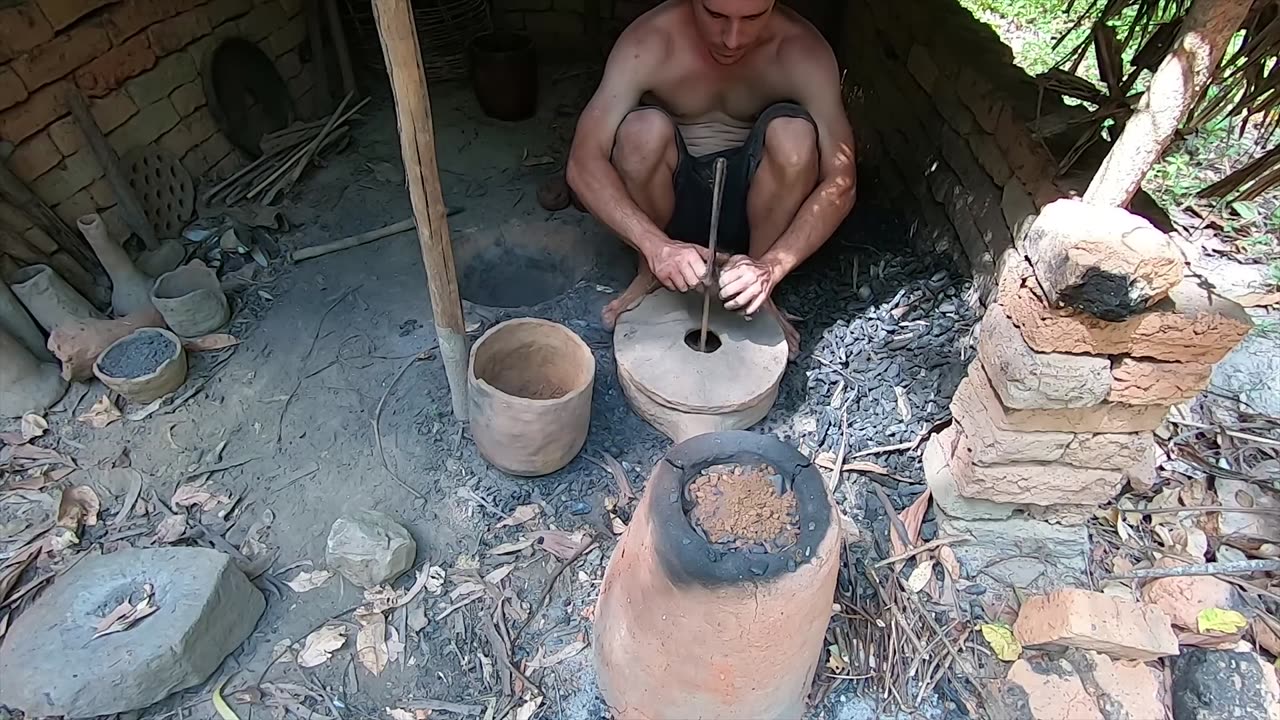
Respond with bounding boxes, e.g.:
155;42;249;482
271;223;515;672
77;213;155;317
0;281;52;361
468;32;537;121
593;431;841;720
467;317;594;476
49;306;166;381
9;264;103;333
150;261;229;337
0;326;67;418
93;327;187;403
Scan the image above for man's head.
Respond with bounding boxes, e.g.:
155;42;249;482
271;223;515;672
691;0;776;64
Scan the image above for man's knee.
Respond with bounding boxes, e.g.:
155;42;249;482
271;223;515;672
763;116;818;175
613;109;676;175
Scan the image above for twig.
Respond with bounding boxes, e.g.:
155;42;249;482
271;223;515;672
373;349;436;502
585;453;634;504
828;414;848;491
278;287;358;446
874;536;969;568
403;700;484;715
1118;504;1280;516
870;484;911;557
180;456;259;481
513;541;598;644
1111;559;1280;579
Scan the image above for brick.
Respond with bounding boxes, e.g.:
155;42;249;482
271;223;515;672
1062;430;1155;470
38;0;116;30
86;176;115;207
979;303;1111;410
996;103;1057;188
183;107;217;143
1141;570;1240;631
194;130;233;170
47;90;140;154
210;149;239;178
999;260;1253;363
1014;589;1179;660
937;513;1090;592
933;80;975;135
279;0;303;15
99;203;128;239
0;5;54;64
75;34;157;98
955;66;1003;133
180;145;209;177
1003;657;1103;720
125;53;197;106
1064;650;1169;720
923;427;1013;520
939;125;1012;256
204;0;253;26
505;0;552;10
149;8;212;56
238;2;285;42
31;150;102;205
950;429;1125;506
0;201;34;232
108;99;179;153
105;0;178;44
951;380;1073;465
21;224;56;253
1001;176;1036;245
0;67;28;113
7;131;62;182
1109;357;1212;405
158;107;216;158
967;131;1011;186
266;15;305;57
52;188;96;227
906;45;937;94
276;50;302;80
0;80;70;144
188;21;241;67
1025;198;1184;321
12;24;111;91
170;81;206;116
286;71;314;102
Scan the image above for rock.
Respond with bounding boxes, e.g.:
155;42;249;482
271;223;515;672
536;176;571;211
1022;198;1184;320
326;510;416;587
1141;574;1241;631
937;513;1090;593
1211;331;1280;417
1000;262;1253;364
979;303;1112;409
1171;647;1280;720
951;381;1074;464
1065;649;1170;720
1014;588;1179;661
923;427;1013;520
0;547;264;717
956;362;1170;433
1005;657;1104;720
1109;357;1213;406
950;429;1125;506
1216;479;1280;543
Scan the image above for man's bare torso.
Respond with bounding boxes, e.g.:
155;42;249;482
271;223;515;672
630;1;826;155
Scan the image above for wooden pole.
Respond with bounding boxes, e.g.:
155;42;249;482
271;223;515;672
325;0;358;99
371;0;469;419
1083;0;1253;207
66;89;159;250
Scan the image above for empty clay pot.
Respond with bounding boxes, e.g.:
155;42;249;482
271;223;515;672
467;317;595;476
0;326;67;418
93;327;187;403
77;213;155;317
0;281;52;361
9;264;104;333
593;431;841;720
150;261;229;337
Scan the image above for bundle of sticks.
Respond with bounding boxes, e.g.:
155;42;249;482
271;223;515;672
203;92;369;207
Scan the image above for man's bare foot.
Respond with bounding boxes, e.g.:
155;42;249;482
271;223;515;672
602;267;660;329
762;297;800;358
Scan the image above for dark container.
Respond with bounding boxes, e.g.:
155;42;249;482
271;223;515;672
468;32;538;121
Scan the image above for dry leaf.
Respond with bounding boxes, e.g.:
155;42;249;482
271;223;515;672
1198;608;1249;635
484;564;514;586
496;503;541;528
610;515;627;535
532;529;591;560
407;602;429;633
285;569;334;593
938;545;962;580
1237;292;1280;307
826;643;849;673
125;398;165;421
891;489;933;556
488;537;535;555
979;623;1022;662
386;624;404;664
906;559;935;593
20;414;47;441
425;565;446;595
92;584;158;639
514;697;543;720
78;395;122;428
153;513;187;544
387;710;416;720
10;443;73;466
272;638;297;664
363;585;402;613
297;624;347;667
171;482;232;512
57;485;100;530
525;640;586;669
356;612;389;675
184;334;241;352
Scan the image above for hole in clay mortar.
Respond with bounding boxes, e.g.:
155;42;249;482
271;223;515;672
683;329;722;353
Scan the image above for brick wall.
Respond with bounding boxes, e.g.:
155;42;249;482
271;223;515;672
0;0;323;243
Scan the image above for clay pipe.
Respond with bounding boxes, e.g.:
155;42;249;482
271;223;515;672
698;157;727;353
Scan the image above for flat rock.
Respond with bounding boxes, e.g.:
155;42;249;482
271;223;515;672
950;428;1125;506
1109;357;1213;406
979;302;1112;409
326;509;416;588
1172;647;1280;720
1212;331;1280;417
924;427;1014;520
1014;588;1179;661
1065;649;1170;720
0;547;264;717
936;512;1090;593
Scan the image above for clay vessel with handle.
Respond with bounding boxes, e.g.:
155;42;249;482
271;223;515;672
0;280;52;361
0;325;67;418
9;264;103;333
77;213;155;317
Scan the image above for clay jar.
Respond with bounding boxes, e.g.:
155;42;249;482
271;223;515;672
0;326;67;418
150;261;229;337
467;317;594;476
9;264;103;333
93;328;187;403
593;431;842;720
77;213;154;317
0;281;52;361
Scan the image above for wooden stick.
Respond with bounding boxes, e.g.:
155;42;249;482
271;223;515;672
249;93;352;201
0;163;104;291
372;0;469;419
305;0;334;112
292;218;415;261
1111;558;1280;579
66;89;157;250
325;0;357;98
874;536;969;568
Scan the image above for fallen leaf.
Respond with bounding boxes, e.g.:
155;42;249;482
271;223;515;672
297;624;347;667
495;503;541;528
0;489;57;556
212;679;241;720
10;443;73;466
20;414;47;441
153;513;188;543
387;710;416;720
484;564;514;586
78;395;122;429
285;569;334;593
531;529;592;560
525;640;586;669
0;431;25;445
1237;291;1280;307
357;612;389;675
125;398;165;421
425;565;446;595
892;489;933;556
979;623;1022;662
184;334;241;352
906;559;935;593
407;602;430;633
171;482;232;512
514;697;543;720
488;537;535;555
57;485;100;529
894;386;912;422
93;584;159;639
937;545;962;580
610;515;627;535
1198;607;1249;635
363;585;402;613
826;643;850;673
521;154;556;167
386;624;404;664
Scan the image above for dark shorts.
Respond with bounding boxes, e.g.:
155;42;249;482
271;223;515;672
616;102;816;254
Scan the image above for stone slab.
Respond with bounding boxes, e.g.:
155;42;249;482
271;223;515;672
979;302;1111;409
0;547;264;717
950;430;1125;506
1172;647;1280;720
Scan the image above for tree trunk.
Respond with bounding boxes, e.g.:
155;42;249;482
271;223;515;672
1083;0;1254;207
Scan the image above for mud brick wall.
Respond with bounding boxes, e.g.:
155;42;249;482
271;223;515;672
837;0;1070;299
0;0;324;244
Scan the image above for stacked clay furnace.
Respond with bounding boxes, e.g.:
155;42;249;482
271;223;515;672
926;200;1254;585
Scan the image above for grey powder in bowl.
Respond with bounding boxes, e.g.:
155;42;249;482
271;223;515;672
98;332;176;379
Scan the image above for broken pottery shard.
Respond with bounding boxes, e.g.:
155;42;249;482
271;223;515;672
1172;647;1280;720
936;512;1089;593
326;509;416;588
1023;198;1183;320
1013;588;1179;661
1108;357;1212;406
0;547;264;717
978;302;1111;410
950;427;1124;506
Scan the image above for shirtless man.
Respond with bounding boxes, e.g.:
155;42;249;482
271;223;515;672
566;0;856;352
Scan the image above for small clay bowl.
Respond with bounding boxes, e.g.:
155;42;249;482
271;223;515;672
93;328;188;404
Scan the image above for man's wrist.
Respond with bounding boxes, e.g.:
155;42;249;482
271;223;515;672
761;253;788;285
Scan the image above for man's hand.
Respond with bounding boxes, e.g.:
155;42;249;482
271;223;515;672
647;240;710;292
719;254;779;315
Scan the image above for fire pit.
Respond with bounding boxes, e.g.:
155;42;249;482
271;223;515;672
593;431;841;719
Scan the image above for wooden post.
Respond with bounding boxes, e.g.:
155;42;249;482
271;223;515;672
371;0;469;420
325;0;358;99
67;89;159;251
1083;0;1253;207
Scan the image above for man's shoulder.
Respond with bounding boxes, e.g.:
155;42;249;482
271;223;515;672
771;9;836;71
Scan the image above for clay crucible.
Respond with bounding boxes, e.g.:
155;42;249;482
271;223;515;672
593;431;842;720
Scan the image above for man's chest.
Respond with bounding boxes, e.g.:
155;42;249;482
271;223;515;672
644;62;790;124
